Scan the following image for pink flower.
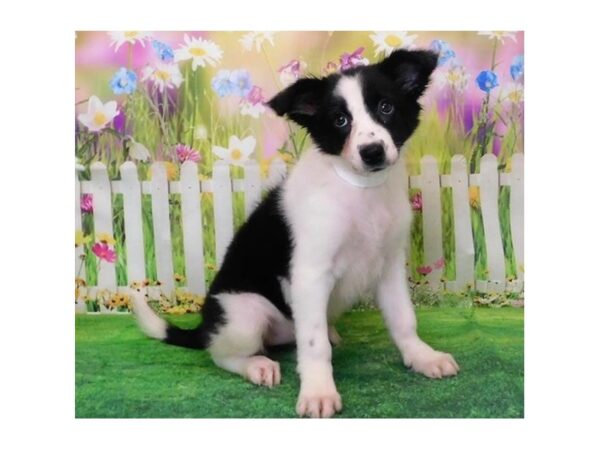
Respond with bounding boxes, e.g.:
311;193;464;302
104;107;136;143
245;86;265;106
410;192;423;211
433;257;445;270
339;47;369;71
81;194;93;214
278;59;306;86
417;265;433;276
92;242;117;263
174;144;201;163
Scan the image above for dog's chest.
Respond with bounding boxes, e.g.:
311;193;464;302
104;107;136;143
329;188;410;310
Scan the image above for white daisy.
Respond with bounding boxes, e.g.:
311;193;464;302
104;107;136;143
141;63;183;92
174;34;223;70
129;140;151;162
435;64;471;93
77;95;119;132
477;31;518;44
212;136;256;166
240;31;276;52
502;82;524;104
369;31;417;56
108;31;153;52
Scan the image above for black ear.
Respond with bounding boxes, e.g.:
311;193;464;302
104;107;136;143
267;78;325;126
377;49;438;99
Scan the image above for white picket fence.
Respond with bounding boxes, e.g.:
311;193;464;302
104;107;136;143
75;153;524;312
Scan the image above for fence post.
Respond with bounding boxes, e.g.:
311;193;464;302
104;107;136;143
120;162;146;287
212;161;234;267
243;160;262;219
411;155;444;289
90;162;116;311
478;154;506;292
180;161;206;295
75;167;87;312
443;155;475;291
150;162;175;294
509;153;524;290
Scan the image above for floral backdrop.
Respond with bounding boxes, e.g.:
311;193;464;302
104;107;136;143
75;31;524;312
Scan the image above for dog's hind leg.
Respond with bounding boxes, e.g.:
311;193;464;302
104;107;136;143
208;293;287;387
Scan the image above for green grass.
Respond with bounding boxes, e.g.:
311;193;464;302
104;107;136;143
75;307;523;418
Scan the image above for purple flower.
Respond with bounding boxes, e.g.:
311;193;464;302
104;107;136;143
151;39;174;62
81;194;93;214
174;144;201;163
339;47;369;71
245;86;265;105
112;108;127;134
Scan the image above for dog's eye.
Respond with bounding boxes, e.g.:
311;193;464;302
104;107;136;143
334;114;349;128
378;100;394;115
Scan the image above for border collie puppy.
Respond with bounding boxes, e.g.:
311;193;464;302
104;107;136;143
133;49;459;418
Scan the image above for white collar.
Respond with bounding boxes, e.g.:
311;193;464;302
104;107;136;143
331;158;390;188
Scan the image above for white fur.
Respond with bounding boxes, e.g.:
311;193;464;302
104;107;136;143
131;290;168;340
335;75;399;172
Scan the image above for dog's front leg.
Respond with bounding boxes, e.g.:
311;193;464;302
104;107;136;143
377;252;460;378
291;263;341;418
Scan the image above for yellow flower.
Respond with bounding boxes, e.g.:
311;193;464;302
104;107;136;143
96;232;116;245
75;230;91;247
469;186;480;209
164;161;178;181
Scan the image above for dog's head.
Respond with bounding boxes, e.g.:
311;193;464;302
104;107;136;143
268;49;437;173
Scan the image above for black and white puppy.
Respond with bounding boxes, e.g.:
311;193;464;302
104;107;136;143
133;49;459;418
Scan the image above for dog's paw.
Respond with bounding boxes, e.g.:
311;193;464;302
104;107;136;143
296;388;342;418
405;349;460;379
245;356;281;388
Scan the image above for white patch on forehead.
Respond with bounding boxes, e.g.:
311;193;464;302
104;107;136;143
335;75;372;124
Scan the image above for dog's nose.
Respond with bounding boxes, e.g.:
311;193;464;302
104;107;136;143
359;143;385;167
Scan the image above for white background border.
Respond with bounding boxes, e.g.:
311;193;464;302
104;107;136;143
1;0;599;448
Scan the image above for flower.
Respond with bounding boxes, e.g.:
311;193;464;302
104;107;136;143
211;69;253;97
370;31;417;56
163;162;178;181
75;230;91;247
410;192;422;211
92;242;117;263
174;34;223;70
110;67;137;95
97;232;116;245
129;140;151;162
510;54;524;81
429;40;456;66
240;31;275;52
108;31;152;51
322;61;339;75
477;31;518;44
469;186;480;208
417;265;433;276
212;135;256;166
278;59;306;87
151;39;174;62
141;62;183;92
194;125;208;141
433;257;445;270
80;194;93;214
503;82;524;104
436;62;471;92
240;86;266;118
339;47;369;71
174;144;201;163
77;96;119;132
476;70;499;93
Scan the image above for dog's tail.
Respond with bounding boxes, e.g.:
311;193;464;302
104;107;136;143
131;291;209;350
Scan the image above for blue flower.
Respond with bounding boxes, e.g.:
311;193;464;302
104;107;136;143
110;67;137;95
510;54;524;81
429;39;456;66
230;69;253;97
475;70;499;93
151;39;174;62
211;70;236;97
211;69;253;98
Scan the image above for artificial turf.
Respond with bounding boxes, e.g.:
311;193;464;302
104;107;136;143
75;307;524;418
